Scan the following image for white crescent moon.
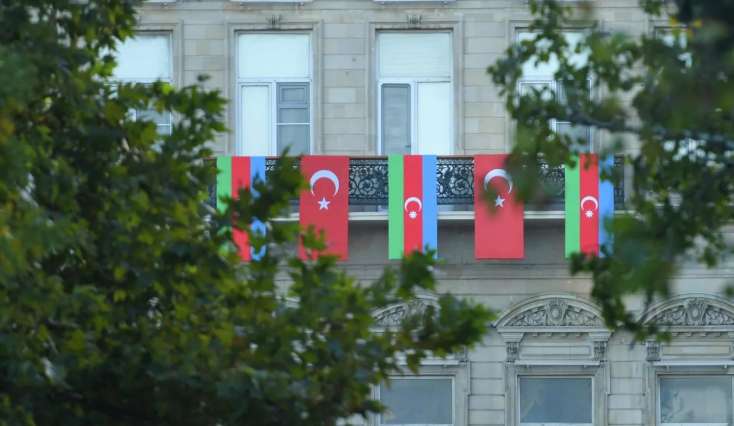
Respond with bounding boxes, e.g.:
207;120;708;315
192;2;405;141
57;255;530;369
404;196;423;212
309;169;340;196
483;169;513;194
580;195;599;211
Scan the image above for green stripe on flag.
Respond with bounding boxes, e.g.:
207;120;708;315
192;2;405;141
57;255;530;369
564;158;580;257
388;155;404;260
216;156;231;212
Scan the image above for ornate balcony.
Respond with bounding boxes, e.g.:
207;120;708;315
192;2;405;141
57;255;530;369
209;156;625;211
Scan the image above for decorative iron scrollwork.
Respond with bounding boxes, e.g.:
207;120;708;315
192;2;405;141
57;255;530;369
349;158;389;205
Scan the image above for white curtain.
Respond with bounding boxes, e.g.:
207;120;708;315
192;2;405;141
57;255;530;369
238;34;310;79
114;34;171;81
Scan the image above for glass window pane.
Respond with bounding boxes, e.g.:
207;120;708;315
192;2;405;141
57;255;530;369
660;377;733;424
417;81;451;155
557;122;590;151
241;85;271;156
277;83;309;124
156;124;172;136
280;86;307;103
380;378;452;425
278;108;308;123
114;34;171;81
137;109;170;125
381;84;411;155
519;377;592;424
238;34;310;79
378;32;452;79
519;81;554;101
277;124;309;155
518;32;588;79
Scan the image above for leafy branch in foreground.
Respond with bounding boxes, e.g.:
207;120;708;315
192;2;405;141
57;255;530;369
0;0;492;424
488;0;734;338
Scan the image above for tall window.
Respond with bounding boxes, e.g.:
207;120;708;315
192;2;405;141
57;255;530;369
378;377;453;426
377;32;453;155
517;31;590;151
659;376;733;426
518;377;593;426
112;33;173;135
237;33;311;156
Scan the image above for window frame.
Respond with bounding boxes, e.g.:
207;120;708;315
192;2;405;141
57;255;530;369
513;28;594;153
235;32;314;156
376;375;455;426
111;30;175;136
375;31;454;156
516;374;595;426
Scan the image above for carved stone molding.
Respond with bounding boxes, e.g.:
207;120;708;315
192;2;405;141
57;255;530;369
646;341;661;362
371;295;439;329
503;298;603;328
496;294;606;330
496;294;612;363
640;294;734;332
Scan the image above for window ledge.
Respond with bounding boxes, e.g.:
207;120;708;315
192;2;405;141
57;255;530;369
232;0;312;3
514;360;600;367
652;360;734;367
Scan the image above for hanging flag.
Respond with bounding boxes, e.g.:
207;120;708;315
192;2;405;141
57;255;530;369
598;155;615;255
299;156;349;260
565;154;614;257
216;156;267;261
388;155;437;259
474;154;524;259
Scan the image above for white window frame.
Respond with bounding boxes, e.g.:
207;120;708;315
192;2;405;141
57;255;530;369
514;30;593;152
376;31;454;156
111;31;174;136
235;32;313;156
517;375;594;426
376;375;455;426
656;374;734;426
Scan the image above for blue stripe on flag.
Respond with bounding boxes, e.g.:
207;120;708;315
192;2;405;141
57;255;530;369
598;155;614;255
422;155;438;257
250;156;267;260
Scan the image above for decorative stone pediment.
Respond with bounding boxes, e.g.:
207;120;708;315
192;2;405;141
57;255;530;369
371;295;439;329
640;294;734;331
496;294;605;329
495;294;611;362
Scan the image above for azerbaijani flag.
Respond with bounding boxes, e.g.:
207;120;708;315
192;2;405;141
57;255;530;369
216;156;267;261
564;154;614;256
388;155;438;259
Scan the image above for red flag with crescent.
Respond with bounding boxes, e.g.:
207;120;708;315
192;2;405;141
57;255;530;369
474;154;525;259
299;156;349;260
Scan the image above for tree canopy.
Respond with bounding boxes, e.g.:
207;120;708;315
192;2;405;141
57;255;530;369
0;1;491;424
489;0;734;338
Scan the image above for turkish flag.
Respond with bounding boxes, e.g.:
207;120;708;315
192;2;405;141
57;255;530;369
474;155;524;259
579;154;599;255
299;156;349;260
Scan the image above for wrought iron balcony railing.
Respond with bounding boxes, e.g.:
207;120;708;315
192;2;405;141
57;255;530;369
209;156;625;211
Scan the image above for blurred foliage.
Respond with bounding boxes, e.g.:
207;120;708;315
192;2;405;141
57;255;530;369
489;0;734;339
0;1;492;424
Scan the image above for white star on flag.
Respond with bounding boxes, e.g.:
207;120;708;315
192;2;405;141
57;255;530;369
495;195;505;208
318;197;330;210
585;209;594;218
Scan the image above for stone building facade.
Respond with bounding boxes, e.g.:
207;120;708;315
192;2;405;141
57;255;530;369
126;1;734;425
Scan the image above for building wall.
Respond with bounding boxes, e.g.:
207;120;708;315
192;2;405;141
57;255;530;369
138;2;734;426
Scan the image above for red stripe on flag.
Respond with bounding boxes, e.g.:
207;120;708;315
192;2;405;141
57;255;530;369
403;155;423;254
579;154;599;255
298;156;350;260
474;154;524;259
231;156;251;261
